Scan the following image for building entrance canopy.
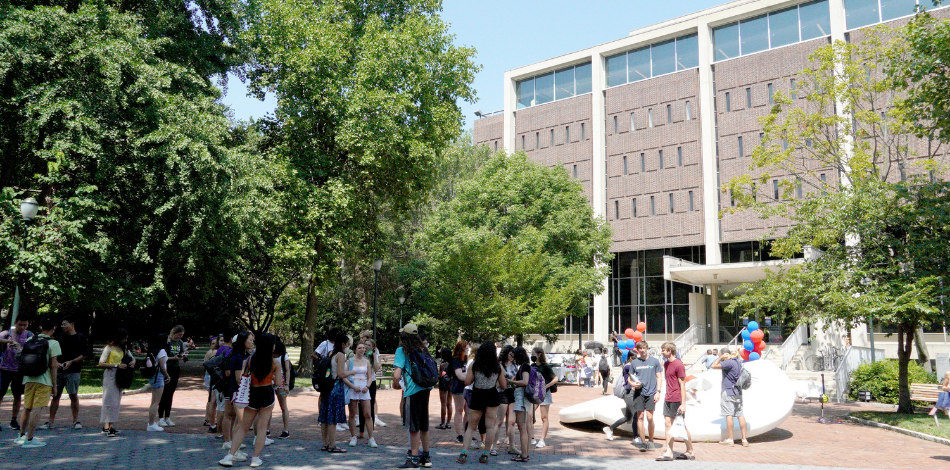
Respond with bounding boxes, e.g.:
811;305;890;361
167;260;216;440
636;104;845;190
663;255;804;287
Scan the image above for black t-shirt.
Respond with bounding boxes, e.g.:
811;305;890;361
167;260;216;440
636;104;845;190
450;358;466;393
515;363;531;388
55;332;91;374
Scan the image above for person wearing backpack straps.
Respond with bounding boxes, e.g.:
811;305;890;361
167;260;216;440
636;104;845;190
456;341;507;464
318;331;352;454
43;316;90;431
531;347;558;449
392;324;435;468
0;317;33;431
13;317;59;448
448;340;469;444
221;332;252;454
508;346;532;463
203;336;220;428
146;333;171;432
712;347;748;447
97;328;134;438
209;332;233;437
269;336;292;439
598;351;611;395
158;325;187;427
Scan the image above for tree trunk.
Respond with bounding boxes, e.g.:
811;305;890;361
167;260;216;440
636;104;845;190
896;322;915;413
298;273;319;376
914;328;930;371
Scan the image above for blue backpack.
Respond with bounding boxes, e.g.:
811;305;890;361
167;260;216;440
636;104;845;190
406;348;439;388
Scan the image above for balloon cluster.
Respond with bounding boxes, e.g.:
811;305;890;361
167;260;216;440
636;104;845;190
740;321;765;361
619;323;647;362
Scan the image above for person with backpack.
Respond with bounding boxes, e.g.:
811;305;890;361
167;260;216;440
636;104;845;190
146;333;171;432
318;331;352;454
0;317;33;431
449;340;469;444
97;328;134;437
531;347;558;449
209;332;233;436
456;341;507;464
392;323;436;468
712;347;748;447
158;325;187;427
221;332;252;454
270;336;292;439
597;351;611;395
602;351;640;443
508;347;532;463
43;316;90;431
13;317;60;448
656;342;695;461
203;336;220;428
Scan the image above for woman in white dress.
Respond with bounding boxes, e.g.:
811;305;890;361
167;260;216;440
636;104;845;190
344;341;376;448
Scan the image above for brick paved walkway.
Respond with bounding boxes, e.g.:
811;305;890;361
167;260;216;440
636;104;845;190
1;374;947;469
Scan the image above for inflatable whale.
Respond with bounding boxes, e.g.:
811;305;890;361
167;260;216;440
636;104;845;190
558;359;795;441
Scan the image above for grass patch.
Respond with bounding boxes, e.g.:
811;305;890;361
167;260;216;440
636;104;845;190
76;371;149;395
852;410;950;440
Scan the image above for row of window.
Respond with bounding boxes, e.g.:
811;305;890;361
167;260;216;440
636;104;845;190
713;0;831;62
723;80;794;111
605;34;699;88
612;102;694;133
621;147;687;174
613;191;698;219
846;0;939;30
520;123;587;151
516;63;592;110
727;174;827;205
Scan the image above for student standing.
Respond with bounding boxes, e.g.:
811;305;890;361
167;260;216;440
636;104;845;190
509;347;532;463
146;334;171;431
531;347;558;448
436;347;453;430
449;340;469;443
357;337;384;436
318;332;351;454
204;336;220;428
345;341;377;448
629;341;663;448
457;341;507;464
45;316;90;430
603;352;640;442
598;351;611;395
491;346;517;456
210;333;233;436
712;347;748;447
393;324;433;468
656;342;694;461
14;317;60;448
221;332;252;452
271;336;292;439
0;317;33;430
98;328;134;437
158;325;187;427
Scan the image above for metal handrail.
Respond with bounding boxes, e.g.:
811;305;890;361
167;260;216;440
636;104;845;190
727;329;744;349
781;323;808;370
833;346;885;403
673;325;704;358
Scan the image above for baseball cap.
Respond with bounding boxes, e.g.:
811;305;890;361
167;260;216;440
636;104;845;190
401;323;419;335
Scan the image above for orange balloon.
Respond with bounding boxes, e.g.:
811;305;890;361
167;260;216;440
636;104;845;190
632;331;643;342
636;322;647;333
754;340;766;353
740;349;750;360
750;330;764;342
624;328;635;339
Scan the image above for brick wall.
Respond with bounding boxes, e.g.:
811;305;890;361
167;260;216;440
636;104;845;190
473;114;503;152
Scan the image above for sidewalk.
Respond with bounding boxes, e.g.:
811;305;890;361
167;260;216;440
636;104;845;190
1;374;947;469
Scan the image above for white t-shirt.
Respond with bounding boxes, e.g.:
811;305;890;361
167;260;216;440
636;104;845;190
315;340;333;357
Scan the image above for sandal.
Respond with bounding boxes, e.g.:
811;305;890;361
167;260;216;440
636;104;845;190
741;439;749;447
457;453;468;464
328;447;347;453
320;445;330;452
489;449;498;456
479;454;489;464
675;453;696;460
655;455;674;461
511;455;530;462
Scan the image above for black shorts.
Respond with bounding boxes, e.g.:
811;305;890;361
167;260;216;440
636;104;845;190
469;387;499;411
0;371;24;397
631;391;656;412
663;400;681;418
247;386;275;411
498;387;514;405
404;389;431;432
438;378;451;392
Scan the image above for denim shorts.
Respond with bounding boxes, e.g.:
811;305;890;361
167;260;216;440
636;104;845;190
148;373;165;390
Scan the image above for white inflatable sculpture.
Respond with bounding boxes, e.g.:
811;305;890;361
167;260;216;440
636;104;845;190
558;359;795;441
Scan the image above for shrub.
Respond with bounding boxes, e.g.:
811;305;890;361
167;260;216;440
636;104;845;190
848;359;936;404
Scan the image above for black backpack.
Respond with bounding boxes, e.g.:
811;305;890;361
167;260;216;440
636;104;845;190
140;353;157;379
17;336;48;377
598;356;609;372
280;355;297;391
204;352;230;390
312;354;334;392
406;348;439;388
115;355;135;389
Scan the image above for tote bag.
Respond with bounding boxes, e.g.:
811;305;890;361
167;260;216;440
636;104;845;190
232;360;251;408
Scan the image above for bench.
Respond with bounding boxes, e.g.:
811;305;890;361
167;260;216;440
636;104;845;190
910;383;941;403
376;375;394;389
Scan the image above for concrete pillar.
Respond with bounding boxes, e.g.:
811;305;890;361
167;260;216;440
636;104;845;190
591;51;610;344
697;18;722;266
503;71;516;153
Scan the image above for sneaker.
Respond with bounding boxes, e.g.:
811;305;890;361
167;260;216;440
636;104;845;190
9;419;20;431
340;423;349;430
375;416;387;427
13;435;26;445
336;424;347;432
456;435;464;444
38;422;51;430
73;422;82;430
536;439;546;448
368;438;378;448
397;458;420;469
101;428;109;434
209;425;218;434
531;439;537;445
107;428;119;438
203;419;212;427
348;436;358;447
266;430;271;436
249;457;263;468
158;418;169;427
22;438;47;448
223;442;231;450
164;418;176;427
603;426;614;441
264;438;274;446
278;430;290;439
218;454;234;467
233;452;248;462
147;423;164;432
419;453;433;468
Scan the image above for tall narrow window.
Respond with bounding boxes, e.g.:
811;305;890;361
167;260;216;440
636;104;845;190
565;126;570;143
782;138;788;150
521;135;525;149
730;190;735;207
535;132;539;149
759;132;765;144
615;200;619;219
820;173;827;194
767;83;774;104
685;101;691;120
790;78;797;99
820;173;826;183
648;109;654;127
669;193;674;213
632;198;637;217
805;138;812;147
581;123;586;140
630;112;636;130
677;147;683;166
641;153;645;172
623;156;628;175
573;164;578;178
751;183;757;202
666;104;672;123
746;87;752;108
494;141;498;151
726;92;731;111
796;177;803;199
613;116;618;133
550;129;554;146
773;179;779;199
688;191;694;211
659;150;664;169
738;136;744;157
650;196;656;215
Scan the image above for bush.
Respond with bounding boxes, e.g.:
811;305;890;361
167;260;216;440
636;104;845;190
848;359;936;404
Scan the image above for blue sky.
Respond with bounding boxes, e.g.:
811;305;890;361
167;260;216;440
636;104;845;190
220;0;727;130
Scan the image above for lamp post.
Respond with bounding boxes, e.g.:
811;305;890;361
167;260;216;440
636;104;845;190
372;259;382;340
10;198;38;325
861;277;875;362
399;295;406;329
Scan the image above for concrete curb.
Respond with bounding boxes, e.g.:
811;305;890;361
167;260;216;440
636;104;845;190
847;415;950;447
0;384;151;402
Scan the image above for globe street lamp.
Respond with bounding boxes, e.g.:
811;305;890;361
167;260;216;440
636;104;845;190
11;198;39;325
399;295;406;328
372;259;382;340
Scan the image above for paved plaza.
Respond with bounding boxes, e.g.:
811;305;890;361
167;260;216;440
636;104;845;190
1;375;947;469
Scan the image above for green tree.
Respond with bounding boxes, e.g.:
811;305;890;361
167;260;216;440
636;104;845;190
417;151;612;343
723;28;949;413
239;0;478;370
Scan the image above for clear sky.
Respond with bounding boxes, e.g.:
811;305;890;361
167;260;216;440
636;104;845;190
219;0;727;130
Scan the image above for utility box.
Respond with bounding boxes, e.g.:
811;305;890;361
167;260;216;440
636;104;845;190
936;354;950;382
857;390;872;402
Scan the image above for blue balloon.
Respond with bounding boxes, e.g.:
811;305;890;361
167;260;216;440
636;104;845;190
749;352;760;361
748;321;759;331
618;340;627;350
621;350;629;362
740;329;751;340
743;339;755;351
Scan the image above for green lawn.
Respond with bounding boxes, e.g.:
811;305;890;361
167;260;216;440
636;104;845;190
852;410;950;440
76;371;149;395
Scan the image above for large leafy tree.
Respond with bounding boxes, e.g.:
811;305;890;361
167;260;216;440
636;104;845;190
416;152;612;343
724;27;949;413
240;0;478;370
